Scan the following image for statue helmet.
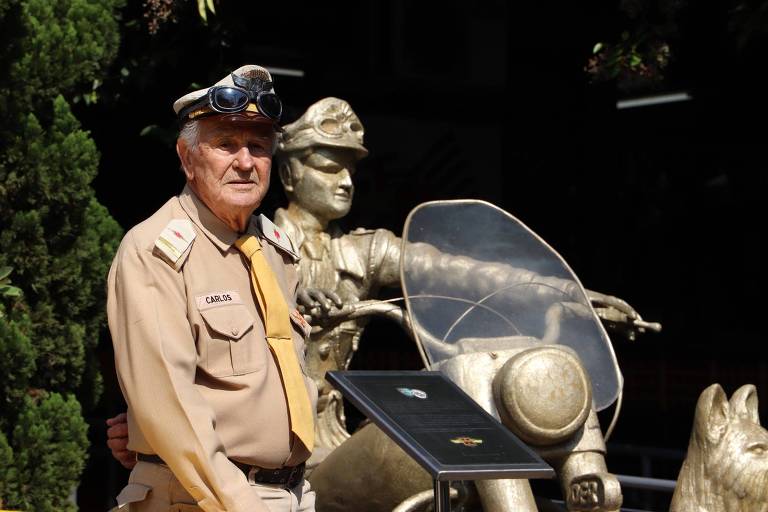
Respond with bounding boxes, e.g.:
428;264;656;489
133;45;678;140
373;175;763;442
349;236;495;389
278;97;369;159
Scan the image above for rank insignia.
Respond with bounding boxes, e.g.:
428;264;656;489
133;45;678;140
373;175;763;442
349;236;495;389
290;308;312;338
258;214;299;261
154;219;196;269
451;436;484;447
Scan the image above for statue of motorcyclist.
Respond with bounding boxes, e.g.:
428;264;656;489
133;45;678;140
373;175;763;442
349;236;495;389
274;98;640;511
108;96;658;511
275;98;650;474
274;97;403;467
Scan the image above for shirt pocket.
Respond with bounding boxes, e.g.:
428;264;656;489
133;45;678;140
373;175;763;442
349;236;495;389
114;482;152;510
199;304;267;377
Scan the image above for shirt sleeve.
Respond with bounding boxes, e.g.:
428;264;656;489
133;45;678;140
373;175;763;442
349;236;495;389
107;231;269;512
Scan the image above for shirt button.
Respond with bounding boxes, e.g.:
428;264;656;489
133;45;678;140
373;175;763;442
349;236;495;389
231;327;239;336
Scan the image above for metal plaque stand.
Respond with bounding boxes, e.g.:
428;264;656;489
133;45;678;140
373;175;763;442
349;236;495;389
434;479;451;512
326;371;555;512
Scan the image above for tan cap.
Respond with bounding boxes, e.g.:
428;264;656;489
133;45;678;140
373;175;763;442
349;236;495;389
278;97;368;159
173;64;277;122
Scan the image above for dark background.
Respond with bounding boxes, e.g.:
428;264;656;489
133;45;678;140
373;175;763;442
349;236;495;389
76;1;768;510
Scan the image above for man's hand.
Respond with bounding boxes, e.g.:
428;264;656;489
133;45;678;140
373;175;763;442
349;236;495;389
106;412;136;469
297;288;348;326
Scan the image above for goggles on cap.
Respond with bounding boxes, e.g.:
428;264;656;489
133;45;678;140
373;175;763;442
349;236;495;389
179;72;283;122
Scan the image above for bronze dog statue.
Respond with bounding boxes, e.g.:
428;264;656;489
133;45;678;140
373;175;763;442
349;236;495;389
671;383;768;512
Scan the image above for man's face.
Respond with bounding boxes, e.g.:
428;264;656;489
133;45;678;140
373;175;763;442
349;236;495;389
178;117;274;226
290;147;357;221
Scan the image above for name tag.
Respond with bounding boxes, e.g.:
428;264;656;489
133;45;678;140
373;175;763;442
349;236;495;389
196;290;242;311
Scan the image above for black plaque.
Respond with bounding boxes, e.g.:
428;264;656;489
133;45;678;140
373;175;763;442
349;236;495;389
327;371;554;481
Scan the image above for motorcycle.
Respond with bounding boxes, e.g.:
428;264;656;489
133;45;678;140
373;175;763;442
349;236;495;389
309;199;660;512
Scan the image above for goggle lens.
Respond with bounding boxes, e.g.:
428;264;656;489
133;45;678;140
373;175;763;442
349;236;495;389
257;93;282;120
211;87;249;111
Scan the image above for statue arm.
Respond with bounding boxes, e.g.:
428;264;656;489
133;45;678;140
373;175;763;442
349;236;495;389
370;229;403;288
585;289;661;340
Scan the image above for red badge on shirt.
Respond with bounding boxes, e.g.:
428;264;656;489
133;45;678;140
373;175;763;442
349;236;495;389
290;308;312;338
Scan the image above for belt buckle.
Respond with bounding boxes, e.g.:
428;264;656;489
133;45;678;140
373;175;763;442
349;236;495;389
287;463;303;488
287;465;298;485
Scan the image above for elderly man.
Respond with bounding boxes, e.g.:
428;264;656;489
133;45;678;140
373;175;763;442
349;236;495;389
107;65;317;512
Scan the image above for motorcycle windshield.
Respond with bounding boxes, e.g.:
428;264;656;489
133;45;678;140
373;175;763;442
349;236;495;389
401;200;622;410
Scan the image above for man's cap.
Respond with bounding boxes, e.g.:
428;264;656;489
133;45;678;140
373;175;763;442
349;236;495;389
173;65;276;123
278;97;368;159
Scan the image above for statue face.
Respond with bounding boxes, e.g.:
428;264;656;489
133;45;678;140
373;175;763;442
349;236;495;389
290;147;357;221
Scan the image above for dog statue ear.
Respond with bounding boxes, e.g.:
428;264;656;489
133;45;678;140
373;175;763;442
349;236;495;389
695;383;730;445
729;384;760;425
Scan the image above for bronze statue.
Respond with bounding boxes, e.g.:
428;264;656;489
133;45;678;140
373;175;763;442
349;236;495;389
275;98;656;476
671;383;768;512
275;97;403;468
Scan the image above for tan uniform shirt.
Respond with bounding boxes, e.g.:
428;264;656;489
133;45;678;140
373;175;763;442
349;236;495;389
108;186;318;512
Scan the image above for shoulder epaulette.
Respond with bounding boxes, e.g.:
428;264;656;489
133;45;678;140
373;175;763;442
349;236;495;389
258;214;300;262
153;219;196;271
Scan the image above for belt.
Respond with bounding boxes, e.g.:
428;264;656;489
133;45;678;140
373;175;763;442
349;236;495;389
136;453;305;488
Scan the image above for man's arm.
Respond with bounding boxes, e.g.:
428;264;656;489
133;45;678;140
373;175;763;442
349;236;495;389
108;232;269;512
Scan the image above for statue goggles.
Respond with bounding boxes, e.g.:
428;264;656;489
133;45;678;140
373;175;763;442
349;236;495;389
179;72;283;123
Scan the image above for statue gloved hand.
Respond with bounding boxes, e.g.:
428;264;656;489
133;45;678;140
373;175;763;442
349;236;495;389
297;287;349;327
586;289;662;341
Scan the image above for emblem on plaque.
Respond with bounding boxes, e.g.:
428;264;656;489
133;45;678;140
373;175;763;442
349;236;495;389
451;436;484;447
397;387;428;399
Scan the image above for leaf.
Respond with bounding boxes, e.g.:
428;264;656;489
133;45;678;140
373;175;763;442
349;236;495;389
139;125;158;136
197;0;208;23
0;266;12;281
206;0;216;15
1;286;22;297
592;42;604;54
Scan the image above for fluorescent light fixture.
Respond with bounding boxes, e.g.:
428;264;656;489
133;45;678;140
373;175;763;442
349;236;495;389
617;91;692;110
265;66;305;78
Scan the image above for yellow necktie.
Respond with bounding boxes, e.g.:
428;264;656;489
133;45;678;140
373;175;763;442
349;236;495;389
235;235;315;453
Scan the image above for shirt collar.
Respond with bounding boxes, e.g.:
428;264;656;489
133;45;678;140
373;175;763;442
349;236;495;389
178;184;251;252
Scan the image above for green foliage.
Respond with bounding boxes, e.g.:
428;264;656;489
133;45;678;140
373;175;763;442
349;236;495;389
0;0;123;508
0;97;123;398
0;267;22;301
3;0;122;114
0;431;13;510
585;0;683;92
0;303;36;428
197;0;216;23
586;31;671;90
3;393;89;512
